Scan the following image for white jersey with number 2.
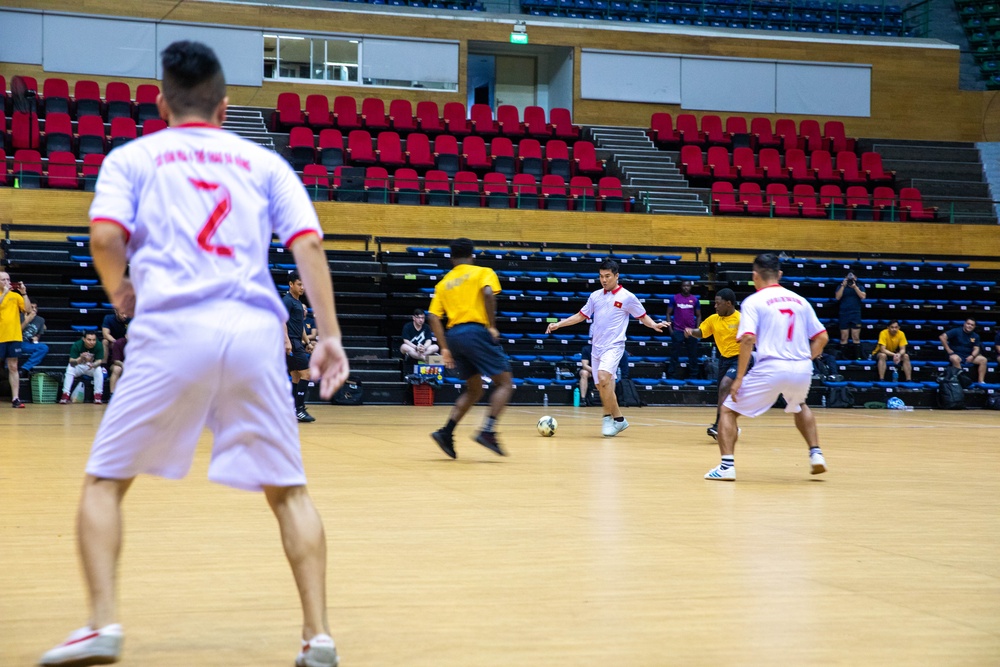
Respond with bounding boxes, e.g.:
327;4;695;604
738;284;825;364
89;123;321;320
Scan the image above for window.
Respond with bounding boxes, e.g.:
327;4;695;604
264;34;359;84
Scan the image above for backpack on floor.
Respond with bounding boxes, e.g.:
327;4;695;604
615;378;644;408
936;372;965;410
827;386;855;408
332;377;364;405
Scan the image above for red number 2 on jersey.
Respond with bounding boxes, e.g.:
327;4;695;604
779;308;795;341
190;179;235;258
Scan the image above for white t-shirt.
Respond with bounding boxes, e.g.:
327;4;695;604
738;284;825;363
89;123;321;320
580;285;646;350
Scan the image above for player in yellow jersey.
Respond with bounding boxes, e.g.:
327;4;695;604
426;238;513;458
684;288;750;440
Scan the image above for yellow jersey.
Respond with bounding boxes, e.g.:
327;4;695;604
698;311;741;358
0;291;26;343
874;328;907;355
428;263;501;328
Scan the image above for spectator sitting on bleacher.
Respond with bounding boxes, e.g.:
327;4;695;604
873;320;911;381
20;302;49;375
59;331;105;404
1;272;31;408
940;318;987;385
101;308;130;361
835;271;866;360
400;309;439;363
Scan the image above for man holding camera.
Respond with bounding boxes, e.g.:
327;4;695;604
1;272;31;408
835;272;866;360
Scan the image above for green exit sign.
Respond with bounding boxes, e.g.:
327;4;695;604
510;32;528;44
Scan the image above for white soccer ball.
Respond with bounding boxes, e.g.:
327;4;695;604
537;415;557;437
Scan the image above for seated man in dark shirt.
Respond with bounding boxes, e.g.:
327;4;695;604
400;309;439;363
939;318;987;385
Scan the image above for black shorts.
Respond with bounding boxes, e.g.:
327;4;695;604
286;344;310;372
839;313;862;330
719;354;754;381
445;323;511;380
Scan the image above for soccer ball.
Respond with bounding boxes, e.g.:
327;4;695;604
537;415;557;437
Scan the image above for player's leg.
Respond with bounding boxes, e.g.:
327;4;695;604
974;354;987;383
579;368;590;404
92;366;105;403
876;351;887;379
109;362;123;395
263;484;338;667
901;353;912;381
948;353;962;370
6;355;20;404
400;340;419;360
793;405;826;474
424;341;440;356
596;369;619;415
705;405;738;481
473;369;513;456
60;363;80;403
40;476;133;666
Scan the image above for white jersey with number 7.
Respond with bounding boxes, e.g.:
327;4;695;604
88;123;321;320
737;284;826;363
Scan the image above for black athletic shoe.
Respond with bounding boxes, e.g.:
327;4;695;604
474;430;506;456
432;429;456;459
297;409;316;423
707;425;718;440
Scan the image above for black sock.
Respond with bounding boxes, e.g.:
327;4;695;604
482;415;497;433
296;380;309;410
614;416;625;422
442;419;457;435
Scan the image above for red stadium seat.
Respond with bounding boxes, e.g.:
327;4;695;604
861;151;895;184
404;133;435;170
725;116;749;138
572;141;604;178
798;119;824;153
775;118;799;152
517;138;543;179
305;95;333;129
793;184;826;218
423;169;452;206
13;149;43;188
733;147;764;182
416;101;443;135
141;118;167;136
751;117;781;151
470;103;498;137
650;112;680;148
76;116;106;156
109;117;137;149
389;99;416;134
711;181;743;215
490;137;516;179
461;135;491;173
361;97;389;132
74;80;103;119
483;172;510;208
823;121;855;154
845;185;874;220
135;84;160;123
837;151;866;186
544;139;570;179
569;175;597;211
453;170;481;207
272;92;303;131
766;183;798;217
679;145;710;184
43;112;73;155
376;131;405;169
11;111;40;151
443;102;471;136
810;150;840;183
541;174;570;210
105;82;132;120
365;166;390;203
523;106;551;139
392;167;421;205
318;129;344;169
82;153;104;192
740;182;769;216
42;78;70;116
0;149;7;186
872;186;899;221
346;130;376;165
549;108;580;140
433;134;460;176
333;96;361;131
496;105;524;137
702;114;730;147
707;146;737;181
676;114;705;146
289;126;317;171
46;151;79;189
598;176;626;212
899;187;938;221
819;184;846;218
512;173;539;209
302;164;331;201
785;148;815;183
758;148;788;182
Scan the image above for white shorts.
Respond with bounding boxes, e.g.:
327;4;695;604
592;345;624;377
86;302;304;492
722;359;813;418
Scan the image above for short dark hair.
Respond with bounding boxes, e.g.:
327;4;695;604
753;253;781;280
287;271;301;284
450;237;475;259
412;308;425;316
599;258;619;274
716;288;736;304
887;319;899;327
161;41;226;120
83;331;97;339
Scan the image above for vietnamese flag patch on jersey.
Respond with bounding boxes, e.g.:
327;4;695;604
614;301;622;308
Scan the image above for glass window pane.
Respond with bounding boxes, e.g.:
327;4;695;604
263;35;278;79
279;37;310;79
324;39;359;82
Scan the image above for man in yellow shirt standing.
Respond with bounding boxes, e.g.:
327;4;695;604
426;238;513;459
684;288;748;440
874;319;911;381
0;272;31;408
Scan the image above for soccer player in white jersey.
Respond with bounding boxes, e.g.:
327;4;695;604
40;42;348;667
546;259;670;436
705;253;829;481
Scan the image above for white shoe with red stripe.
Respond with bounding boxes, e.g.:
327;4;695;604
295;633;339;667
40;624;123;666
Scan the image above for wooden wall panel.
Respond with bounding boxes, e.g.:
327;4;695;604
4;191;999;259
3;0;990;141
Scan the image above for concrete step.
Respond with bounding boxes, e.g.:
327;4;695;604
872;143;982;163
904;178;991;199
630;178;693;189
881;159;984;180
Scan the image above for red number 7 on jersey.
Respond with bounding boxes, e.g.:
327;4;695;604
779;308;795;341
190;178;235;258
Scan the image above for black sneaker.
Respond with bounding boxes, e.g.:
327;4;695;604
431;429;456;459
11;398;25;409
707;425;718;440
297;409;316;423
474;430;506;456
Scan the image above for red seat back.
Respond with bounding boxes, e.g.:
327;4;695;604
361;98;388;130
306;95;332;128
333;96;360;130
47;151;79;189
404;133;434;168
415;101;442;133
443;102;471;135
389;99;415;132
141;118;167;136
347;130;375;162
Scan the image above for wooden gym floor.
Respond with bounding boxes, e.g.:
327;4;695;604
1;404;998;666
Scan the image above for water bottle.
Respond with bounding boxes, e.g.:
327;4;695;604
821;396;827;408
573;387;580;407
661;371;667;380
543;393;549;407
891;368;898;383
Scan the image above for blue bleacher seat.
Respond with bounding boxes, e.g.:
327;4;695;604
70;302;98;308
72;324;99;332
71;278;99;285
688;379;714;387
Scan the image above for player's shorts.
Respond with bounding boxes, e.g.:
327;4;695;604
723;359;813;418
839;313;861;330
286;342;310;372
86;301;304;492
0;340;22;360
592;344;624;377
445;323;511;380
718;354;754;381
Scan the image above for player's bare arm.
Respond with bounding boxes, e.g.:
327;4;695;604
483;285;499;341
546;311;587;334
638;314;670;333
90;221;135;317
810;330;830;360
290;232;349;399
426;312;452;368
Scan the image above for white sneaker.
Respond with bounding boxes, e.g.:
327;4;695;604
611;417;629;436
704;464;736;481
810;451;827;475
296;634;339;667
40;624;123;666
601;415;615;437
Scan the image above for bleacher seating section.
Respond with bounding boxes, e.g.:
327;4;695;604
958;0;1000;89
521;0;909;36
5;228;998;407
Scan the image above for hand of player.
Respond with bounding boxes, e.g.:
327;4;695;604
441;348;455;369
965;355;974;364
683;327;693;338
545;323;558;334
729;377;742;402
893;353;901;364
110;278;136;318
488;326;500;342
309;337;350;400
285;338;293;355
